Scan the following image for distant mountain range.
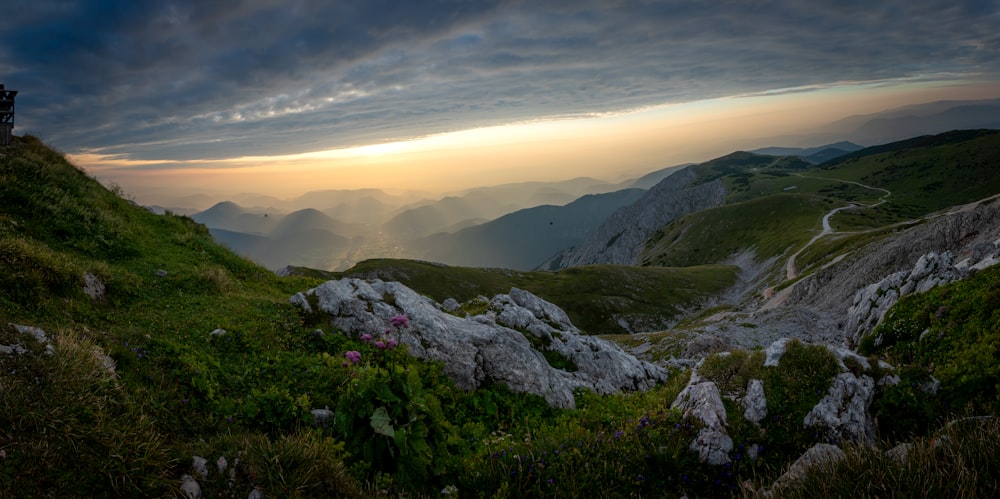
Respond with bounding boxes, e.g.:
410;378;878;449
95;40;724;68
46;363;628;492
789;98;1000;146
181;99;1000;272
416;188;647;270
750;141;864;163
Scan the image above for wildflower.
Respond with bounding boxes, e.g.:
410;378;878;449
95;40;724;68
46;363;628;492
375;340;386;350
345;350;362;364
386;338;399;350
637;474;646;481
360;333;373;343
390;314;410;328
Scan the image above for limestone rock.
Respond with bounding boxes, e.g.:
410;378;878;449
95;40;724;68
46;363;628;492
786;201;1000;345
545;167;728;268
179;474;202;499
4;324;54;356
844;251;971;346
192;455;209;479
441;298;461;312
803;372;876;443
671;380;733;464
290;279;666;408
886;442;913;463
769;443;844;493
311;408;334;428
82;272;106;301
682;334;729;359
742;379;768;425
764;337;794;367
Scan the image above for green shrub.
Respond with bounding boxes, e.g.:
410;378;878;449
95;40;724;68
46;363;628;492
699;349;765;397
191;430;362;498
759;340;840;456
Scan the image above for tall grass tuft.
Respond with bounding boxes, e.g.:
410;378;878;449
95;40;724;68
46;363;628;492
0;329;175;497
759;416;1000;498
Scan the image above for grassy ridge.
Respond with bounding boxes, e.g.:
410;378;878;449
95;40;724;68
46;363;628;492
819;129;1000;228
641;194;831;267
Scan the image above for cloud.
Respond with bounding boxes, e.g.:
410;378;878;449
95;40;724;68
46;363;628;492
2;0;998;162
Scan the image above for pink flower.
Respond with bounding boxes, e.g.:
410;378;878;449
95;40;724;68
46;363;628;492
360;333;373;343
390;314;410;329
386;338;399;350
345;350;361;364
375;340;386;350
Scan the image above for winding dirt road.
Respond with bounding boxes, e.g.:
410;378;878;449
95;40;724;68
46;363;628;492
760;176;891;310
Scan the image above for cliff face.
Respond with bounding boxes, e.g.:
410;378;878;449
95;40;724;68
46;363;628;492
544;167;728;269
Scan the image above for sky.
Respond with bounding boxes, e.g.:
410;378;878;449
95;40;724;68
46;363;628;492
2;0;999;204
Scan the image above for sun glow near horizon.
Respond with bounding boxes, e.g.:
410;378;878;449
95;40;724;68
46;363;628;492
76;77;1000;206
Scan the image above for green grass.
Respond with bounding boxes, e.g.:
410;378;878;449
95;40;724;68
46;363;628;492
761;416;1000;498
641;194;832;267
816;129;1000;222
858;264;1000;438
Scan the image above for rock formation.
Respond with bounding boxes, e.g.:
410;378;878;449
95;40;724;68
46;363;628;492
670;377;734;465
543;166;727;269
290;278;667;408
845;248;999;346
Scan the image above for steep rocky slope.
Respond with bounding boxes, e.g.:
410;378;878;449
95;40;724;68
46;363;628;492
542;166;727;269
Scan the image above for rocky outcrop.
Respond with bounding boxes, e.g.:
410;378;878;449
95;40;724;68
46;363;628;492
290;278;667;408
787;201;1000;342
768;443;845;494
845;249;999;346
3;324;54;356
671;378;733;465
544;166;727;268
803;372;876;443
742;379;768;425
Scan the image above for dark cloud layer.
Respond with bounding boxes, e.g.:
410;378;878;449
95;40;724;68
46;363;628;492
2;0;998;161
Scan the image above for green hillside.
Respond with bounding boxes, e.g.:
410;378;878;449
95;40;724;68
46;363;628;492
818;129;1000;228
641;130;1000;272
641;194;832;267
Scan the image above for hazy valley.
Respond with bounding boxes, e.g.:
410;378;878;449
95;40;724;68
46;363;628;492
180;99;1000;274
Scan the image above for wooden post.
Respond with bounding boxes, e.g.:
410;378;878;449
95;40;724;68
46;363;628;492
0;84;17;146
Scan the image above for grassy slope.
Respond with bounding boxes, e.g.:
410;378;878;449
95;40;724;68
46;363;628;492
818;129;1000;229
0;137;363;495
641;130;1000;272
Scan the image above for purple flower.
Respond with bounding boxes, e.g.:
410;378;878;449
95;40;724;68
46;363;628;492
386;338;398;350
345;350;362;364
390;314;410;329
375;340;386;350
